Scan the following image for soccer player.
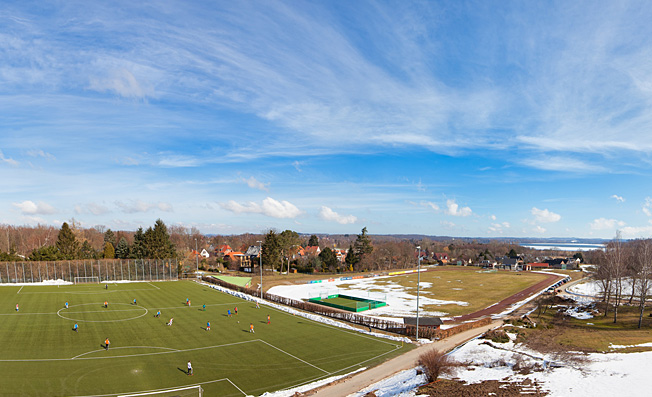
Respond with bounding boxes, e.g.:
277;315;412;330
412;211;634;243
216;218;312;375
255;301;260;309
206;321;210;331
73;323;78;332
105;284;108;290
187;360;193;376
188;300;191;307
155;310;161;318
133;298;137;305
186;297;189;305
267;314;270;324
202;304;206;311
15;304;18;312
65;301;69;309
249;323;254;333
104;301;108;308
105;338;110;350
167;318;173;326
227;309;231;317
234;306;238;315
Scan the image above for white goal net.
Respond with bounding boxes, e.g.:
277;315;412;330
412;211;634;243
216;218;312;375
73;276;100;284
119;385;203;397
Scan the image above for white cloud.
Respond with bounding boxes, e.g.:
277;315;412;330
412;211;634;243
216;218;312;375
12;200;56;215
445;199;472;217
157;155;200;168
534;225;546;234
620;221;652;239
292;161;303;172
643;197;652;216
611;194;625;203
441;220;456;228
220;197;302;219
244;176;269;192
319;206;357;224
531;207;561;223
490;215;497;221
115;200;173;214
0;150;18;166
590;218;626;230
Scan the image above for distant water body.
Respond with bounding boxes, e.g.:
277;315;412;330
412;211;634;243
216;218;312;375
521;242;605;251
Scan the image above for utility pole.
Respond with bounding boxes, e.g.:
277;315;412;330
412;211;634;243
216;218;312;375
195;238;199;276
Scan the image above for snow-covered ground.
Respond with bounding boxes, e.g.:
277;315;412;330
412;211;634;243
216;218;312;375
446;337;652;396
268;275;468;321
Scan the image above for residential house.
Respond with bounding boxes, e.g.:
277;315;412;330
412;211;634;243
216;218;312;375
403;317;443;329
433;252;449;264
526;262;549;271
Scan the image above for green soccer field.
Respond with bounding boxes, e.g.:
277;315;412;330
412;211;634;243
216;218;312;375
0;281;409;396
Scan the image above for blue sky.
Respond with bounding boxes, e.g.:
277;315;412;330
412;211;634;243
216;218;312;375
2;1;652;239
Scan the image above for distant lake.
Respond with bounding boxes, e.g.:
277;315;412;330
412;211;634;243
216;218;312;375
521;242;605;251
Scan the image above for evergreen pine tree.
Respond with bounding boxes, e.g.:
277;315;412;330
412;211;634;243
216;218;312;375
262;230;281;271
115;237;130;259
104;229;116;248
56;222;79;260
307;234;319;247
131;227;145;259
80;240;96;259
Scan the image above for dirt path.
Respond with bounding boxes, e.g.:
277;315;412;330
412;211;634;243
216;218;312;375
306;320;501;397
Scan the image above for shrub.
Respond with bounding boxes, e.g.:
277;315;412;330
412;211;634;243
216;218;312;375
418;349;455;382
484;329;510;343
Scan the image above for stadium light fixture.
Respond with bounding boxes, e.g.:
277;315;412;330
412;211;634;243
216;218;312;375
416;245;421;341
257;240;263;299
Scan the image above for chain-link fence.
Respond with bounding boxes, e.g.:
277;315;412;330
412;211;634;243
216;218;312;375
0;259;178;283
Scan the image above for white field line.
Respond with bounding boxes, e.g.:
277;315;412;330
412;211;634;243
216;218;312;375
17;285;24;294
0;302;241;317
76;378;243;397
0;340;258;362
73;346;181;359
258;340;330;374
18;288;156;295
147;282;160;290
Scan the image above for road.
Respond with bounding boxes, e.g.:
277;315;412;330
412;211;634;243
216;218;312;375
306;320;502;397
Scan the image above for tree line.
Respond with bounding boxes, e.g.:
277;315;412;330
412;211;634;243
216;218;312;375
12;219;176;261
593;233;652;328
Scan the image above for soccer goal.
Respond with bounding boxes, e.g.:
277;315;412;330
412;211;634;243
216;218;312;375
73;276;100;284
119;385;203;397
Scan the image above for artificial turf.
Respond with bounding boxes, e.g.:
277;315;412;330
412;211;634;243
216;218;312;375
0;280;408;396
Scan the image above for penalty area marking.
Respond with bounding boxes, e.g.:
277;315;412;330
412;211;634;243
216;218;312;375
57;303;149;323
75;377;247;397
17;285;24;294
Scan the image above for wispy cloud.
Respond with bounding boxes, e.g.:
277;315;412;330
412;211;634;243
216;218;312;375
12;200;56;215
115;200;173;214
75;203;111;216
590;218;625;231
243;176;269;192
611;194;625;203
0;150;19;166
220;197;302;219
643;197;652;216
26;149;56;161
319;206;357;224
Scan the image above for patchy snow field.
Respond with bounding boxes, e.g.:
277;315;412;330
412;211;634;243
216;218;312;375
446;337;652;396
268;275;468;321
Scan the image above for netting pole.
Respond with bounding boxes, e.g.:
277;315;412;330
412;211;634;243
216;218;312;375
5;263;9;283
30;263;33;283
156;261;159;281
54;262;57;280
84;261;87;278
127;260;131;281
13;263;17;283
68;262;72;282
148;261;152;281
21;263;25;283
91;260;94;279
38;265;41;282
106;261;109;282
120;261;123;281
113;261;116;281
76;262;79;279
142;261;145;280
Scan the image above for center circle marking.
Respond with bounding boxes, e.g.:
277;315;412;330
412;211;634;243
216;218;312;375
57;303;148;323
